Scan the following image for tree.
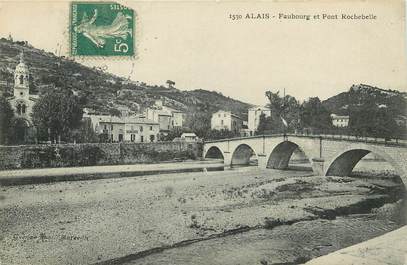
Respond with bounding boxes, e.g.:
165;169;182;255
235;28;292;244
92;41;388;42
300;97;332;132
0;96;14;144
32;90;83;142
9;118;29;145
166;80;175;88
349;103;398;140
160;127;188;141
206;129;238;140
184;112;211;138
108;108;121;117
265;90;300;133
73;118;99;143
256;113;273;135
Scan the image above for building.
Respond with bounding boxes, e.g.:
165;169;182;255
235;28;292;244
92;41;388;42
248;106;271;135
211;110;243;133
171;110;184;127
395;115;407;127
331;114;350;127
84;114;159;142
240;128;252;137
124;117;160;142
145;100;185;134
116;105;132;117
180;132;198;142
7;52;38;124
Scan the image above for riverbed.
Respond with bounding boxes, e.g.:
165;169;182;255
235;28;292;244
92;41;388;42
0;160;405;265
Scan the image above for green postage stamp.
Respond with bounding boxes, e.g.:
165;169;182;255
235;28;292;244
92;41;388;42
70;2;134;56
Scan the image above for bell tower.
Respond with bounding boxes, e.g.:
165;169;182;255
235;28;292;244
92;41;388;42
14;51;30;101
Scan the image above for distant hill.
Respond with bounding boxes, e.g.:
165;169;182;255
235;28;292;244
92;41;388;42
0;38;252;120
322;84;407;117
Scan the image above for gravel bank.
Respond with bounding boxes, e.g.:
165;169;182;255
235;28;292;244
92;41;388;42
0;167;404;264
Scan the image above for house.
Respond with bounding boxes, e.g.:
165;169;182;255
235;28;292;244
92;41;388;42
116;105;132;117
248;106;271;135
240;128;252;137
145;100;185;134
395;115;407;127
84;114;159;142
180;132;198;142
211;110;243;133
124;117;160;142
171;110;184;127
331;114;350;127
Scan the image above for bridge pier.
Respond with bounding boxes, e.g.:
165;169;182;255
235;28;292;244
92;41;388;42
311;158;325;176
257;154;268;168
223;152;232;166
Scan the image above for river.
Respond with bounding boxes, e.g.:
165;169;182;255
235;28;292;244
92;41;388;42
121;160;405;265
1;160;405;265
125;215;401;265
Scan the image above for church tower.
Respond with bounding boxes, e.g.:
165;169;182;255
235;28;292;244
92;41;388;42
7;51;38;143
14;51;30;101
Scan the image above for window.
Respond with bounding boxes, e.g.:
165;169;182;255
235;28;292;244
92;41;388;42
221;120;224;125
218;114;221;117
140;136;144;142
111;125;114;130
140;126;143;132
22;104;26;114
131;125;134;130
16;104;21;115
104;125;107;130
20;92;23;96
131;134;135;142
150;135;155;142
19;75;23;85
150;126;153;131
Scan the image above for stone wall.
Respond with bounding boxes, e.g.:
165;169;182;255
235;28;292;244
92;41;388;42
0;142;202;170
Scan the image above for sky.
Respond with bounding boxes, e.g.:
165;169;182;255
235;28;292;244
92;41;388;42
0;0;406;106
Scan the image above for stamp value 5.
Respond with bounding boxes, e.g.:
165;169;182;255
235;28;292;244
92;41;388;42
70;2;134;57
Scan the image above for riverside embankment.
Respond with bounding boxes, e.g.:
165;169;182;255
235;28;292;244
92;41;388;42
0;159;404;265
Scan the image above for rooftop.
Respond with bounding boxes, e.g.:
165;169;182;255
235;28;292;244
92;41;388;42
89;114;158;125
330;114;349;119
249;106;271;111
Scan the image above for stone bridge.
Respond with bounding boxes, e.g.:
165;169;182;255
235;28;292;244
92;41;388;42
203;134;407;185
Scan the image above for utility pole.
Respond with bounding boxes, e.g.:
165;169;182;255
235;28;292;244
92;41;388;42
283;88;287;141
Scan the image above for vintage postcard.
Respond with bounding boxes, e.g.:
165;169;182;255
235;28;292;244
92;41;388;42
0;0;406;264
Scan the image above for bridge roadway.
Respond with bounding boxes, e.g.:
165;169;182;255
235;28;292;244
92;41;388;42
203;134;407;187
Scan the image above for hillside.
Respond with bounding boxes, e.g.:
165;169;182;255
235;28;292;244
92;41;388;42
322;84;407;117
0;38;252;120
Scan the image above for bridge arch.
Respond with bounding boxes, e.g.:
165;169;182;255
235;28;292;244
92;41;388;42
204;146;224;160
267;140;311;170
325;144;406;184
231;144;258;166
